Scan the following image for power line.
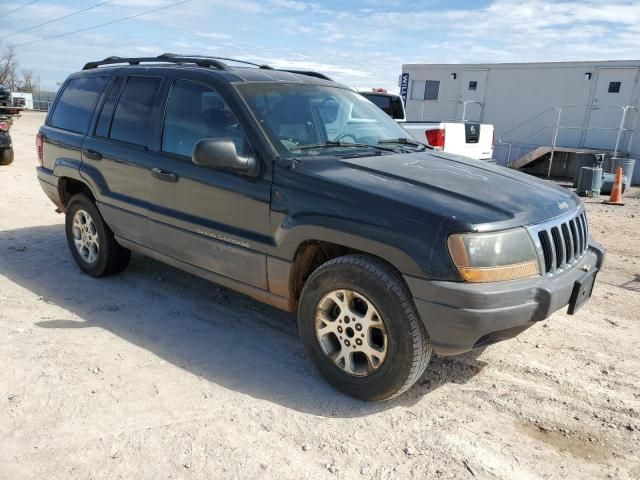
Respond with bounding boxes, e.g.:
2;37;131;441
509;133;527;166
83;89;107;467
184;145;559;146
2;1;115;40
2;1;40;18
14;0;194;48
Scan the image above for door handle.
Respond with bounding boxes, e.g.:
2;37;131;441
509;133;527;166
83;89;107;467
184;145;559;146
151;168;178;182
83;149;103;161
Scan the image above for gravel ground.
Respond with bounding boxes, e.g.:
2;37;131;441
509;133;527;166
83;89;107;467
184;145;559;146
1;112;639;479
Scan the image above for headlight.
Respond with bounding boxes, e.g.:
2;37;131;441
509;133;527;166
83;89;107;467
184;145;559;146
447;228;540;282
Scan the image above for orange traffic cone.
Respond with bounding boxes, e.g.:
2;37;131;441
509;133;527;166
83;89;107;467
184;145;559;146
604;167;625;206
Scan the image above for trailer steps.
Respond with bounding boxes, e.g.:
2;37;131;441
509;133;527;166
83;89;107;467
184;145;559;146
511;147;613;179
511;146;612;170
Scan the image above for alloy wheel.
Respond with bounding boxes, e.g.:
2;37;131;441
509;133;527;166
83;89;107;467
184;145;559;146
315;289;388;377
72;209;100;264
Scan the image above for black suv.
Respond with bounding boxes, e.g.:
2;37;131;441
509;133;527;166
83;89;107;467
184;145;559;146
36;54;604;400
0;83;10;107
0;115;12;165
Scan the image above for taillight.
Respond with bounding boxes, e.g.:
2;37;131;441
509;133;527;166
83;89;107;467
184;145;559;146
0;121;7;131
425;129;445;150
36;132;44;166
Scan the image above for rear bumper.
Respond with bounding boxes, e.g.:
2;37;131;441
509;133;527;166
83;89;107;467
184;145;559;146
404;240;605;356
37;166;64;211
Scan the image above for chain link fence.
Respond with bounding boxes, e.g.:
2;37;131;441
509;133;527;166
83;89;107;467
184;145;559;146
32;91;57;112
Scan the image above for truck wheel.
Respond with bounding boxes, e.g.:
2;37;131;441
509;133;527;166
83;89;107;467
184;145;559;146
65;194;131;277
298;254;431;401
0;148;14;165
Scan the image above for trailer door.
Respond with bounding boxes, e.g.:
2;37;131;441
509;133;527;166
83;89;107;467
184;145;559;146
457;70;488;122
583;67;639;151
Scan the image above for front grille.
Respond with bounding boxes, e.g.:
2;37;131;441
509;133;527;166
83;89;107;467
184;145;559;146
532;210;589;275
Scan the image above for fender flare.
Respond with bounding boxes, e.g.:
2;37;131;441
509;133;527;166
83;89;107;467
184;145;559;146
272;215;436;279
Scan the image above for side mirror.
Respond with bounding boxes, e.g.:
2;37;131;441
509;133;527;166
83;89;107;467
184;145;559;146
192;138;259;177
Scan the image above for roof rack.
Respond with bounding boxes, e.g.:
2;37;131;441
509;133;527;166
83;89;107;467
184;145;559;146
82;54;231;71
278;69;333;81
82;54;334;82
161;53;273;70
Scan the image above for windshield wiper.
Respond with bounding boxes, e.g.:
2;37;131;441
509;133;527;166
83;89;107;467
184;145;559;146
378;138;431;150
292;141;396;152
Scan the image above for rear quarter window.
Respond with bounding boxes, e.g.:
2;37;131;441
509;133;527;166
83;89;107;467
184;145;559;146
49;76;108;134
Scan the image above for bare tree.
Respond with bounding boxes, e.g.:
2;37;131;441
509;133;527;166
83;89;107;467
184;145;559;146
18;68;36;92
0;44;19;89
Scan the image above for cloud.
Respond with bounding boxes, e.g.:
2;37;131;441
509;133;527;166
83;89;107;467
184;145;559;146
269;0;307;11
2;0;638;91
265;57;371;78
197;32;232;40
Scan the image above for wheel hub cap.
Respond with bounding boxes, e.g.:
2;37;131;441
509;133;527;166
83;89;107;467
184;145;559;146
315;289;388;377
72;209;99;264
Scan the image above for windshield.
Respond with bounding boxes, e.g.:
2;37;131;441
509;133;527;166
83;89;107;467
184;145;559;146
236;83;416;158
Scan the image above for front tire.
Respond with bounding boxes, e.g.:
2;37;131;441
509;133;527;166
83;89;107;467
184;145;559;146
298;254;431;401
65;194;131;277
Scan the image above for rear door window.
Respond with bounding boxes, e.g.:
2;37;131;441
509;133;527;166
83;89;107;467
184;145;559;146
109;76;162;147
94;77;125;138
49;76;108;134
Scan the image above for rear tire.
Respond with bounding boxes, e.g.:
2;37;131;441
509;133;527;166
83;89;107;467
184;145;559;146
0;148;13;165
298;254;431;401
65;194;131;277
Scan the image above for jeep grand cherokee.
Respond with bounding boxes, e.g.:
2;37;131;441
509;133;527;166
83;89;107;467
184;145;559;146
36;54;605;400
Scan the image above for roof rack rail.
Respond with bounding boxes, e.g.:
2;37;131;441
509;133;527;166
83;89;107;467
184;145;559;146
161;53;273;70
82;54;333;82
278;69;333;81
82;54;230;71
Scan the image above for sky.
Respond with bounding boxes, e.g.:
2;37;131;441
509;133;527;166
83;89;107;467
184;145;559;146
1;0;639;91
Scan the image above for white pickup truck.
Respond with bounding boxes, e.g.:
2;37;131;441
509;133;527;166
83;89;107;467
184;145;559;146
358;88;494;161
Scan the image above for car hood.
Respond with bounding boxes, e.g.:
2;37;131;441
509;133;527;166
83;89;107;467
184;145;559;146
300;151;581;230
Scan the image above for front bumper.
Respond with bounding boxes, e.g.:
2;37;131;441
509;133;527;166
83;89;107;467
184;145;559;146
404;240;605;356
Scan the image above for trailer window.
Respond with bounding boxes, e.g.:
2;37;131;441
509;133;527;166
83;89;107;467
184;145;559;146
608;82;621;93
409;80;440;101
468;81;477;91
424;80;440;100
410;80;425;100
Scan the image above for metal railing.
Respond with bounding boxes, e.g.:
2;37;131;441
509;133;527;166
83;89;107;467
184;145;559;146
405;99;484;122
460;100;483;122
497;104;639;174
32;101;53;112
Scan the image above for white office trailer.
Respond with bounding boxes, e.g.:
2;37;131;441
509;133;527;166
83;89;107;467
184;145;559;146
10;92;34;110
401;61;640;184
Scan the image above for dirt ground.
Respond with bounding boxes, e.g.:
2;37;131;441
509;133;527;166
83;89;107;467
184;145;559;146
1;112;639;479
